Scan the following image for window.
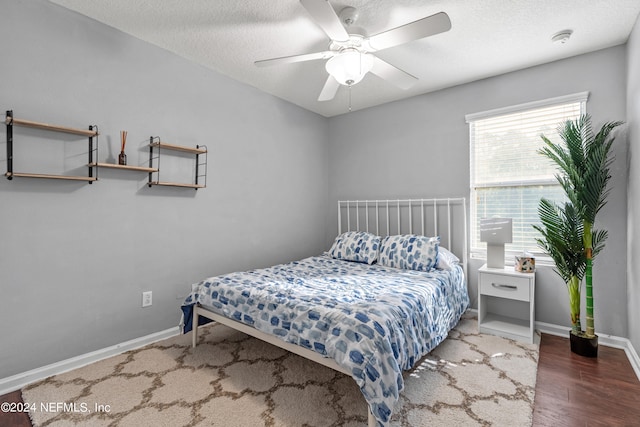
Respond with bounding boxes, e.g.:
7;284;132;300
466;92;588;262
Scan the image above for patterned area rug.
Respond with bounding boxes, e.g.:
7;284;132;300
23;313;538;426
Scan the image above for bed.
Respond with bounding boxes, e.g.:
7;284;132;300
181;198;468;426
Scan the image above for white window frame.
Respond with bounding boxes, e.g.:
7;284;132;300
466;92;589;264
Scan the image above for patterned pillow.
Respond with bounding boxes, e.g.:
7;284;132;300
378;234;440;271
328;231;381;264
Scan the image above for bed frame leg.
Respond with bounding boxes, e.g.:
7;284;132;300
192;306;198;348
368;410;376;427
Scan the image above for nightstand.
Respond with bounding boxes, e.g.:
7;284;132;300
478;264;535;343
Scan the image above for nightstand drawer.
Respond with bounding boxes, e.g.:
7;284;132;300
480;273;530;302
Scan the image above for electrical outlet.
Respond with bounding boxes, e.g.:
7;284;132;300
142;291;152;307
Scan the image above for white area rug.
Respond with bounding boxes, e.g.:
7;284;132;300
23;312;538;426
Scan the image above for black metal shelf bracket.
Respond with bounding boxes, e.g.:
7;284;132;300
88;125;98;183
195;144;207;189
148;136;161;187
6;110;13;180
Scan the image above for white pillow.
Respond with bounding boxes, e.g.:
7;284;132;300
436;247;460;270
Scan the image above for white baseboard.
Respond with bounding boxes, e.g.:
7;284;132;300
0;326;180;396
535;321;640;381
624;340;640;382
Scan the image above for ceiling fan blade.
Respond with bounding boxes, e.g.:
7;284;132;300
367;12;451;51
318;75;340;101
255;50;334;67
300;0;350;42
370;56;418;90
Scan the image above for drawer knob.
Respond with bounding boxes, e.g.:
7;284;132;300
492;283;518;290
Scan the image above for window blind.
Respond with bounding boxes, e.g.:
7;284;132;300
467;93;587;261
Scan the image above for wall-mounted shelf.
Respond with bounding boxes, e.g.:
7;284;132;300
6;116;98;137
5;172;97;182
89;162;158;173
150;181;205;189
148;137;207;189
149;141;206;155
5;110;98;183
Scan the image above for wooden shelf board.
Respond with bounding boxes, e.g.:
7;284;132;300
7;117;98;137
149;181;205;189
149;141;206;154
90;162;158;172
6;172;97;182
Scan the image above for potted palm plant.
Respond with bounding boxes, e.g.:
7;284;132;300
535;114;622;357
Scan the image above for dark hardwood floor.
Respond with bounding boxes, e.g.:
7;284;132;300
0;390;31;427
532;334;640;426
1;333;639;427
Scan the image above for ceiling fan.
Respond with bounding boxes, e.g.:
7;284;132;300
255;0;451;102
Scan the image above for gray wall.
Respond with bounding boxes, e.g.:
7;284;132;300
627;14;640;352
0;0;329;378
327;46;629;337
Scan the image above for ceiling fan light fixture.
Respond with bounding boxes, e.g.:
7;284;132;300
325;49;374;86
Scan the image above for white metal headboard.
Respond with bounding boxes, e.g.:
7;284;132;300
337;198;468;272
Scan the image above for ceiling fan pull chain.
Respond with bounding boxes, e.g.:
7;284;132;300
348;84;352;112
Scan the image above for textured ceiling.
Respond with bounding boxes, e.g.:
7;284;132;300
48;0;640;117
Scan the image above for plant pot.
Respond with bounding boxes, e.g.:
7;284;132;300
570;331;598;358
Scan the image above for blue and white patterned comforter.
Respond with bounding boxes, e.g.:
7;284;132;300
181;255;468;426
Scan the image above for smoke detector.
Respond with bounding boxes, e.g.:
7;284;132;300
552;30;573;44
339;6;359;27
